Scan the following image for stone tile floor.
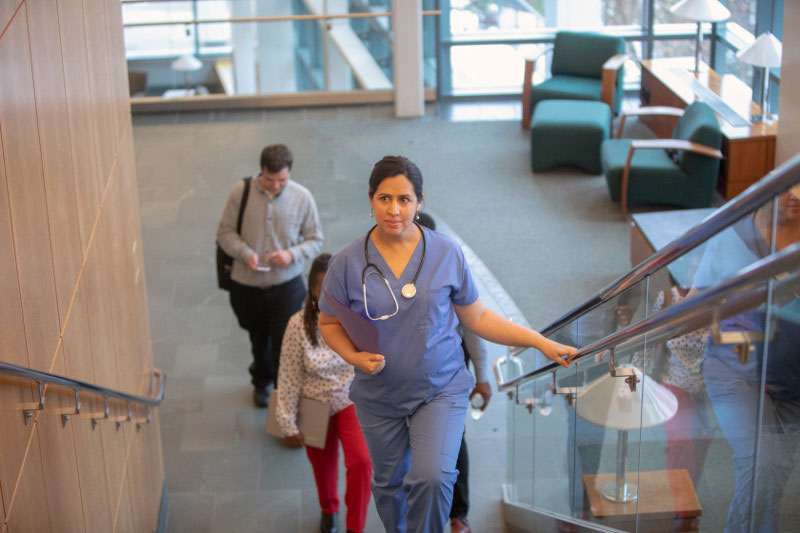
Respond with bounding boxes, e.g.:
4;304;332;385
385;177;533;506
134;99;527;532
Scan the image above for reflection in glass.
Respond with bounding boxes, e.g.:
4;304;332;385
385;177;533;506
756;273;800;531
695;188;800;531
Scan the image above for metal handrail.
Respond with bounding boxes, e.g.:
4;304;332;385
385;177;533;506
539;152;800;339
0;361;166;407
497;241;800;391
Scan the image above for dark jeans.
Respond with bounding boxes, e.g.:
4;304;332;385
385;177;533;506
229;276;305;389
450;433;469;519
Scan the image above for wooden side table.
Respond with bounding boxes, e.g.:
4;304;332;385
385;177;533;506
584;469;702;532
639;57;777;200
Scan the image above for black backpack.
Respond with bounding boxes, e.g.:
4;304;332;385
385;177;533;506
216;177;252;290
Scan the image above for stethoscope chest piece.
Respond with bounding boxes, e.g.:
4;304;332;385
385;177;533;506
401;283;417;299
362;223;427;319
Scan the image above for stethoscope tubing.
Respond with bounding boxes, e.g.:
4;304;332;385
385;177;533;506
361;222;426;320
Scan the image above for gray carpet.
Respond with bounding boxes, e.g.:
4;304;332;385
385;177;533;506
134;105;651;329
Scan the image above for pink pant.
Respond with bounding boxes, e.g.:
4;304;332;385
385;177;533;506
305;404;372;533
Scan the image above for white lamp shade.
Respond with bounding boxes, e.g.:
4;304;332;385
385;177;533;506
737;32;783;68
670;0;731;22
576;366;678;430
171;54;203;72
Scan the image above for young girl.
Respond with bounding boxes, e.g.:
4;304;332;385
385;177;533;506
276;253;372;533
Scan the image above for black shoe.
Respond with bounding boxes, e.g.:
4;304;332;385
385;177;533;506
320;511;338;533
253;385;272;408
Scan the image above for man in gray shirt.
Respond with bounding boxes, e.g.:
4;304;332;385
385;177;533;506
217;144;323;407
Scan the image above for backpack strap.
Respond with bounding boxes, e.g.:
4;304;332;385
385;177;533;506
236;177;252;234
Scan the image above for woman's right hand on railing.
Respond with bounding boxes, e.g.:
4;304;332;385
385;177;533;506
540;339;575;366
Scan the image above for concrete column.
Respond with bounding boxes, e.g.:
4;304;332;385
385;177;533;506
393;0;424;117
231;0;257;94
256;0;297;93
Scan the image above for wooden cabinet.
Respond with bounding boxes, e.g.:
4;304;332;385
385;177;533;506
640;58;777;200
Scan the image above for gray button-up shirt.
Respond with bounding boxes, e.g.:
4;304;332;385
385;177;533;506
216;175;323;287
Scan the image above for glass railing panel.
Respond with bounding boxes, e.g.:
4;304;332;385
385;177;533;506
506;349;537;508
752;266;800;530
651;197;779;316
528;365;578;516
634;282;776;532
549;282;647;351
634;327;721;531
571;339;642;530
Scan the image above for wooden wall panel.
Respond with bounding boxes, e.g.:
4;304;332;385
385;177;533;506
0;4;61;373
1;1;163;530
81;0;117;183
0;384;34;529
82;221;120;393
120;137;153;377
0;1;23;37
106;134;148;396
104;0;130;146
56;0;102;251
26;0;84;333
126;428;155;532
99;412;129;527
36;416;85;531
115;466;135;533
4;425;50;531
0;111;28;374
103;171;136;396
71;421;113;532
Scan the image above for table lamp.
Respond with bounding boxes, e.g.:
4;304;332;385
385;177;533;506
737;32;782;124
670;0;731;75
171;54;203;92
576;365;678;502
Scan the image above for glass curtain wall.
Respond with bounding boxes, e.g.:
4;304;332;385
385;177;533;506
122;1;783;112
437;0;783;113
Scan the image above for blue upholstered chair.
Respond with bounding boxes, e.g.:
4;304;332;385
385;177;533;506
521;31;627;130
601;101;724;220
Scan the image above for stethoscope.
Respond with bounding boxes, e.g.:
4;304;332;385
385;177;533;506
362;222;426;321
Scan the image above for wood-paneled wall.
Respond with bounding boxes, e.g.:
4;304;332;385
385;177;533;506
0;1;164;531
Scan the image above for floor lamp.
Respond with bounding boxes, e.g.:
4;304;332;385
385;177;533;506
737;32;783;124
670;0;731;75
576;365;678;503
171;54;203;93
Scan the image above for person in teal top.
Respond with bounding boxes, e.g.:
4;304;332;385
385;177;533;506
318;155;574;532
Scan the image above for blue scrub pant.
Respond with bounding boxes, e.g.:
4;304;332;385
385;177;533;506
704;354;800;533
354;386;469;533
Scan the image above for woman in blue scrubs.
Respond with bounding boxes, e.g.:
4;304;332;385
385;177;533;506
318;156;574;532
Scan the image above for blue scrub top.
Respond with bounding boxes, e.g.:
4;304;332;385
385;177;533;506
319;227;478;417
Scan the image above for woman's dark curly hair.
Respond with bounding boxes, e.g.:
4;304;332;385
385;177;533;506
304;253;331;346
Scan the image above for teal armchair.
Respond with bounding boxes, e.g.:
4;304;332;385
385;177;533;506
521;31;627;130
601;101;724;220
